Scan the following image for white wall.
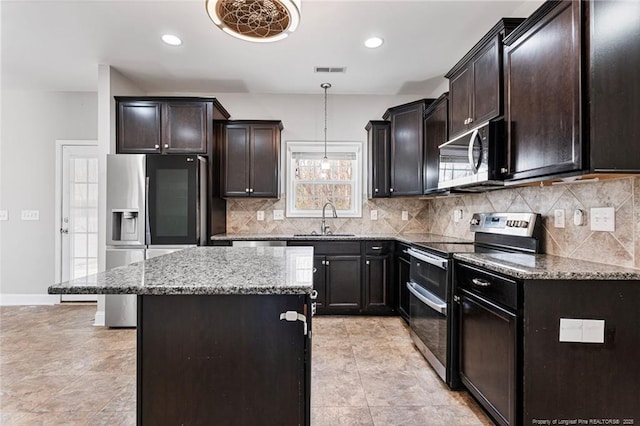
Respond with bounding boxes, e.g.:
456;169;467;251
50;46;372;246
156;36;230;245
0;90;98;299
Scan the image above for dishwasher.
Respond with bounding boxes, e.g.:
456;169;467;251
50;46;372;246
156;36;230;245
455;262;520;426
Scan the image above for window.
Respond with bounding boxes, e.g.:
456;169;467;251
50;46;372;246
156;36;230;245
286;141;362;217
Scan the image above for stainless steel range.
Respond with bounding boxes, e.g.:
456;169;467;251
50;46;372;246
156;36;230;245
406;212;542;389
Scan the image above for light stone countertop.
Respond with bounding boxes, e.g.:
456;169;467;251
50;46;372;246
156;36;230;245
48;246;314;295
454;252;640;281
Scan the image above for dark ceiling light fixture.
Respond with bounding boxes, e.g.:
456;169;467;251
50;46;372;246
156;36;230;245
205;0;301;43
320;82;332;170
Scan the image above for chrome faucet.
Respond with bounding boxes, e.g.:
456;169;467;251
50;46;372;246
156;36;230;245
321;201;338;235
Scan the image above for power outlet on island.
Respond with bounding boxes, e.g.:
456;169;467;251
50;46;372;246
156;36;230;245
370;210;378;221
401;211;409;221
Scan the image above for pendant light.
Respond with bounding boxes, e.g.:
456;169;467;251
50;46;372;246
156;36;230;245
320;82;331;170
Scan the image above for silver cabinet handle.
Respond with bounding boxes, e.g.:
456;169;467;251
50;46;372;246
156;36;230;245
468;117;473;123
375;188;379;192
310;289;318;300
402;249;409;254
501;167;508;173
249;188;254;193
472;278;491;287
154;144;160;149
371;246;382;250
245;188;250;193
325;261;330;266
164;143;169;149
390;188;394;192
313;267;317;273
366;260;370;265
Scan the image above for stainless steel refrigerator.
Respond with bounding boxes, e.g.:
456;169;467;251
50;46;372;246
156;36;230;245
106;154;207;327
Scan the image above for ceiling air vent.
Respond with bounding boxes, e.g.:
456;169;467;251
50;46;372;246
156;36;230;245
314;67;347;74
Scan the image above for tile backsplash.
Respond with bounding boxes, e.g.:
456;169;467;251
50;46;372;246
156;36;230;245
425;177;640;269
225;177;640;269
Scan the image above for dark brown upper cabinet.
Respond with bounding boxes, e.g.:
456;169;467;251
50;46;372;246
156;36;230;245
382;99;434;197
115;97;229;155
366;121;391;198
222;120;283;198
423;93;448;195
445;19;524;140
504;0;640;182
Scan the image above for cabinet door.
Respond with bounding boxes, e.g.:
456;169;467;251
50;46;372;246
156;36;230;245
390;106;424;196
367;122;391;198
364;255;391;311
223;124;251;197
313;255;326;310
459;292;516;426
472;37;501;126
117;101;162;153
505;1;582;180
325;255;361;309
164;102;209;154
397;254;410;322
250;124;280;198
448;67;472;139
424;97;448;193
139;294;308;425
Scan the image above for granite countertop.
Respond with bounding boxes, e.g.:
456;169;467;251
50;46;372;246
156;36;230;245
454;252;640;281
48;246;314;295
210;232;472;245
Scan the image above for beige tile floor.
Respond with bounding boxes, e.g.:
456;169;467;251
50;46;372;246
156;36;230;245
0;305;493;426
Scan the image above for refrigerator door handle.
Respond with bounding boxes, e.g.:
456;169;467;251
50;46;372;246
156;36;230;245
145;176;151;245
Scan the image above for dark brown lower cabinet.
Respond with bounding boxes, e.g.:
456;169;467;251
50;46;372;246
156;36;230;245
325;255;361;310
138;294;310;426
396;243;411;323
364;254;391;312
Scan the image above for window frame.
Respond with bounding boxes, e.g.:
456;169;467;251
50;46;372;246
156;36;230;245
285;141;363;218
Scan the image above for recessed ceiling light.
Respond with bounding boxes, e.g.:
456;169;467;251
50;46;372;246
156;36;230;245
162;34;182;46
364;37;384;49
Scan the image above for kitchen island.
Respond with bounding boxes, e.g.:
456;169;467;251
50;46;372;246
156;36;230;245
49;246;315;426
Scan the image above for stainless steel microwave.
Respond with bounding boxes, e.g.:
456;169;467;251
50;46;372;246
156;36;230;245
437;120;505;191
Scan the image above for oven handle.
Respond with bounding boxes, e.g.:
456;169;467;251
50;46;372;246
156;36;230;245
407;281;447;315
407;248;448;270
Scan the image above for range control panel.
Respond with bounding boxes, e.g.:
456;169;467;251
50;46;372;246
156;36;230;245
470;212;540;237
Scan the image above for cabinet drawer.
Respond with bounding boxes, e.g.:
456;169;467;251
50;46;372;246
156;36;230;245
365;241;393;255
456;262;519;311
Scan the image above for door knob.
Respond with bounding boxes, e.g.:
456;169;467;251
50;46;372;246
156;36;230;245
60;228;69;234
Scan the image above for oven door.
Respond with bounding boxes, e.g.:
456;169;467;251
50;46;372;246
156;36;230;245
407;280;448;381
407;248;448;301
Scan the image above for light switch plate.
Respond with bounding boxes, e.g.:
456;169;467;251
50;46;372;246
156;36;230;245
590;207;615;232
370;210;378;221
0;210;7;221
257;211;265;221
21;210;39;221
401;211;408;221
273;210;284;221
554;209;565;228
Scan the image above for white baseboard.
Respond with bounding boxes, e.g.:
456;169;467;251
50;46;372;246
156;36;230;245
94;309;105;327
0;294;61;306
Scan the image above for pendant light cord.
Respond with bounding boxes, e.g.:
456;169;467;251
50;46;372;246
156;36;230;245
321;83;331;160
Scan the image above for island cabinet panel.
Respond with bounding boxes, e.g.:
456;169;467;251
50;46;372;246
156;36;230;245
504;1;583;181
138;294;310;426
522;280;640;424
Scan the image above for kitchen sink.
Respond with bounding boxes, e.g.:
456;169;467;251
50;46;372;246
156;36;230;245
293;233;355;237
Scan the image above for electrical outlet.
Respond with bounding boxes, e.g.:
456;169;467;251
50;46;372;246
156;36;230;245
370;210;378;221
590;207;615;232
453;209;463;223
21;210;39;221
554;209;565;228
573;209;584;226
257;211;265;221
0;210;7;221
401;211;408;221
273;210;284;221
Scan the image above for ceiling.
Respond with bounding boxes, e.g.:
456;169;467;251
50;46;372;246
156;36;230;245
1;0;543;96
